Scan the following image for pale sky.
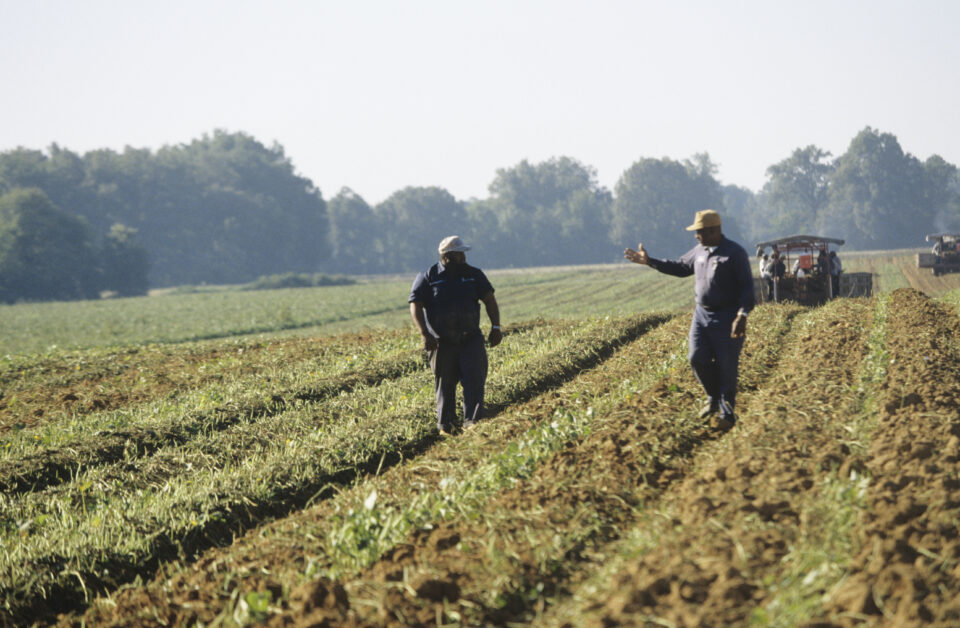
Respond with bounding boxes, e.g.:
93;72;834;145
2;0;958;204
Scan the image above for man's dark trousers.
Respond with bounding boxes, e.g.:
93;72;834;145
429;332;488;430
688;306;744;421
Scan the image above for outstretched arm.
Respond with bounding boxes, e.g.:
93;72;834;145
626;243;695;277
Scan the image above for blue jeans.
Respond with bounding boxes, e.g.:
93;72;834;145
688;306;744;421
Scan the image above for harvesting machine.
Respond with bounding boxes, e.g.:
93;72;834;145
917;233;960;276
755;235;872;306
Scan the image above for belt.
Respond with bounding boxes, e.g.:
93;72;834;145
698;304;734;313
440;330;482;343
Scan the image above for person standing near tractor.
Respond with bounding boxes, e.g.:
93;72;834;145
624;210;755;430
409;236;502;435
829;251;842;297
758;253;772;301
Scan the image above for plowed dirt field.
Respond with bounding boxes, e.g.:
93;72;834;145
2;289;959;627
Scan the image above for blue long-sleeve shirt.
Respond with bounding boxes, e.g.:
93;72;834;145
647;236;755;314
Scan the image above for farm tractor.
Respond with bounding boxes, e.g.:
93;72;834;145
754;235;872;306
917;233;960;276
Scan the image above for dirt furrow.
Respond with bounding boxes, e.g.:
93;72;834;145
33;315;668;627
60;314;683;628
246;305;800;626
0;347;427;495
819;289;960;626
557;297;874;627
0;330;413;434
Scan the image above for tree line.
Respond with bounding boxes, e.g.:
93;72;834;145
1;126;958;303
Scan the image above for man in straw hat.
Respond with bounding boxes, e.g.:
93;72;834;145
409;235;502;435
624;210;754;430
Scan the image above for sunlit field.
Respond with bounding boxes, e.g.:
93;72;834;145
3;253;960;626
0;263;695;356
3;249;958;357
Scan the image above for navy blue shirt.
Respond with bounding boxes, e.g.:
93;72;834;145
409;262;495;341
647;236;755;314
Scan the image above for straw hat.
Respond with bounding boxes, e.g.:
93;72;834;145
438;235;471;254
685;209;722;231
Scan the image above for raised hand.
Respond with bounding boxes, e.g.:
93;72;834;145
624;243;650;265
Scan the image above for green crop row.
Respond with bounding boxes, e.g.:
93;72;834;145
315;317;687;582
332;304;799;625
0;329;422;438
0;313;664;624
0;322;570;495
0;325;413;393
70;303;809;627
212;306;788;625
0;326;438;495
69;312;686;626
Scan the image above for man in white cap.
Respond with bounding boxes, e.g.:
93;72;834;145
409;235;502;435
623;210;754;430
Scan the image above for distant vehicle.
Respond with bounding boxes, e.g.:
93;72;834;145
917;233;960;276
755;235;872;305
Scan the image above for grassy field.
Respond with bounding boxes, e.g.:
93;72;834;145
0;265;685;357
2;252;960;626
3;249;959;358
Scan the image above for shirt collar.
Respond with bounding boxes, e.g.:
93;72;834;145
438;261;469;275
702;236;726;255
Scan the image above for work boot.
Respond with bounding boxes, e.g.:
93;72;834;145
698;399;719;419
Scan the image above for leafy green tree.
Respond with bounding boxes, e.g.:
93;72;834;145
722;184;766;246
611;155;723;256
100;223;149;297
326;187;383;273
0;131;330;287
819;127;925;248
462;197;503;265
685;153;745;243
0;188;100;303
762;146;834;236
922;155;960;232
0;148;48;193
147;131;329;285
481;157;613;267
375;186;465;271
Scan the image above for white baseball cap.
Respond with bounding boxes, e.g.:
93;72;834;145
438;235;471;254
